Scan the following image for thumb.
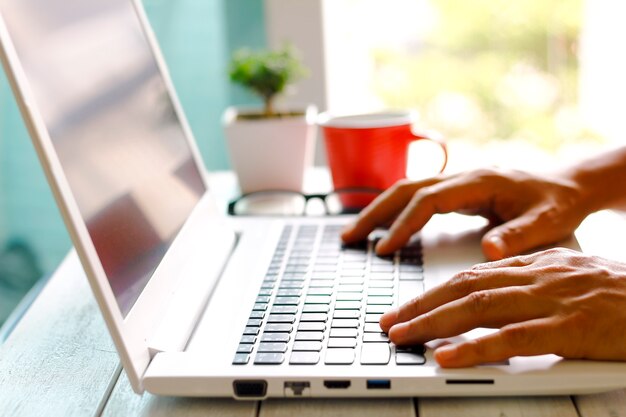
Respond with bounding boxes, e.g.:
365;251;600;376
481;210;560;261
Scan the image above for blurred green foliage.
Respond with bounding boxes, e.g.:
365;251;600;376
229;45;308;117
373;0;601;151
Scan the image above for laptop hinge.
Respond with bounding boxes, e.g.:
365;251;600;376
146;227;239;356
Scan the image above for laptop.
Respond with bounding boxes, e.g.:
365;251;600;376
2;0;626;399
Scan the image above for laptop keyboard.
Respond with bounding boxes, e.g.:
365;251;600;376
232;224;426;366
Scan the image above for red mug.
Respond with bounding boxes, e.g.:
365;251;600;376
319;111;448;209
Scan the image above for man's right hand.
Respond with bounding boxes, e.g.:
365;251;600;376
341;168;591;261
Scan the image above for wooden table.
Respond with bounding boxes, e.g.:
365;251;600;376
2;172;626;417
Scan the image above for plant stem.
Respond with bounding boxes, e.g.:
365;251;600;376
264;96;275;118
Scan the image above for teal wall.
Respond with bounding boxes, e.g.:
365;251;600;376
0;0;265;284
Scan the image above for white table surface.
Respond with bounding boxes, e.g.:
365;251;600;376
2;170;626;417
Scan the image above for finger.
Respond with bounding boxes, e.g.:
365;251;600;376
387;288;548;346
375;177;497;255
469;255;531;271
341;177;443;244
481;207;572;261
434;318;561;368
380;266;532;332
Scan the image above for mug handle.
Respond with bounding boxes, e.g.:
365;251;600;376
410;130;448;173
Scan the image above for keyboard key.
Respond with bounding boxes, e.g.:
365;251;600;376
400;272;424;281
343;254;368;263
325;348;356;365
337;285;363;293
271;305;298;314
240;335;257;344
314;265;337;272
333;310;360;319
315;257;340;265
399;265;423;273
396;352;426;365
247;319;263;327
335;301;362;310
267;314;296;323
258;342;288;353
265;323;293;333
330;328;358;338
252;303;268;311
363;333;389;343
292;341;323;351
243;327;260;336
290;351;321;365
340;270;365;277
254;352;285;365
369;273;394;281
309;280;335;288
342;263;366;271
261;333;290;343
310;273;336;280
368;281;394;289
371;265;394;273
277;289;302;297
258;288;273;296
305;296;332;304
249;311;265;319
298;322;326;332
273;297;300;306
307;287;333;296
336;293;363;301
360;343;391;365
232;353;250;365
282;275;307;282
396;345;426;354
279;282;305;289
367;296;394;306
366;305;391;314
365;314;383;323
368;288;393;297
300;313;328;322
328;337;357;348
237;343;254;353
256;296;271;304
364;323;383;333
295;331;324;341
302;304;330;313
331;319;360;328
338;277;365;285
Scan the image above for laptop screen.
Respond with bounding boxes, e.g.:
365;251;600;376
0;0;206;316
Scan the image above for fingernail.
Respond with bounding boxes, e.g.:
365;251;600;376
341;224;355;238
375;237;389;253
379;309;398;329
436;345;458;362
487;235;506;258
388;322;409;340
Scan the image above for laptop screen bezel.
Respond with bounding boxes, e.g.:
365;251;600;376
0;0;235;393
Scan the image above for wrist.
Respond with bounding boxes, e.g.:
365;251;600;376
558;147;626;214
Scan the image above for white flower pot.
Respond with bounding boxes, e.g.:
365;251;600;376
223;105;318;194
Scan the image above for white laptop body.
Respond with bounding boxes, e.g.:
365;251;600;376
1;0;626;399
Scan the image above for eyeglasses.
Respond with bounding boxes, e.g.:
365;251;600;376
228;188;383;216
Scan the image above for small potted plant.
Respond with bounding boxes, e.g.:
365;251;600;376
223;45;317;194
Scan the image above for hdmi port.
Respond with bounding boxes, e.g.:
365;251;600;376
324;380;351;389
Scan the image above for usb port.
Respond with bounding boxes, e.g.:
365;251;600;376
367;379;391;389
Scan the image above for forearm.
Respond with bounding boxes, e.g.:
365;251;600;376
560;146;626;213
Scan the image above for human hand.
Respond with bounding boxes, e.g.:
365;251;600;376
380;248;626;367
342;168;591;260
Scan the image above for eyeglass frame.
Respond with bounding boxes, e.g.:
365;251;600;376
227;187;384;216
